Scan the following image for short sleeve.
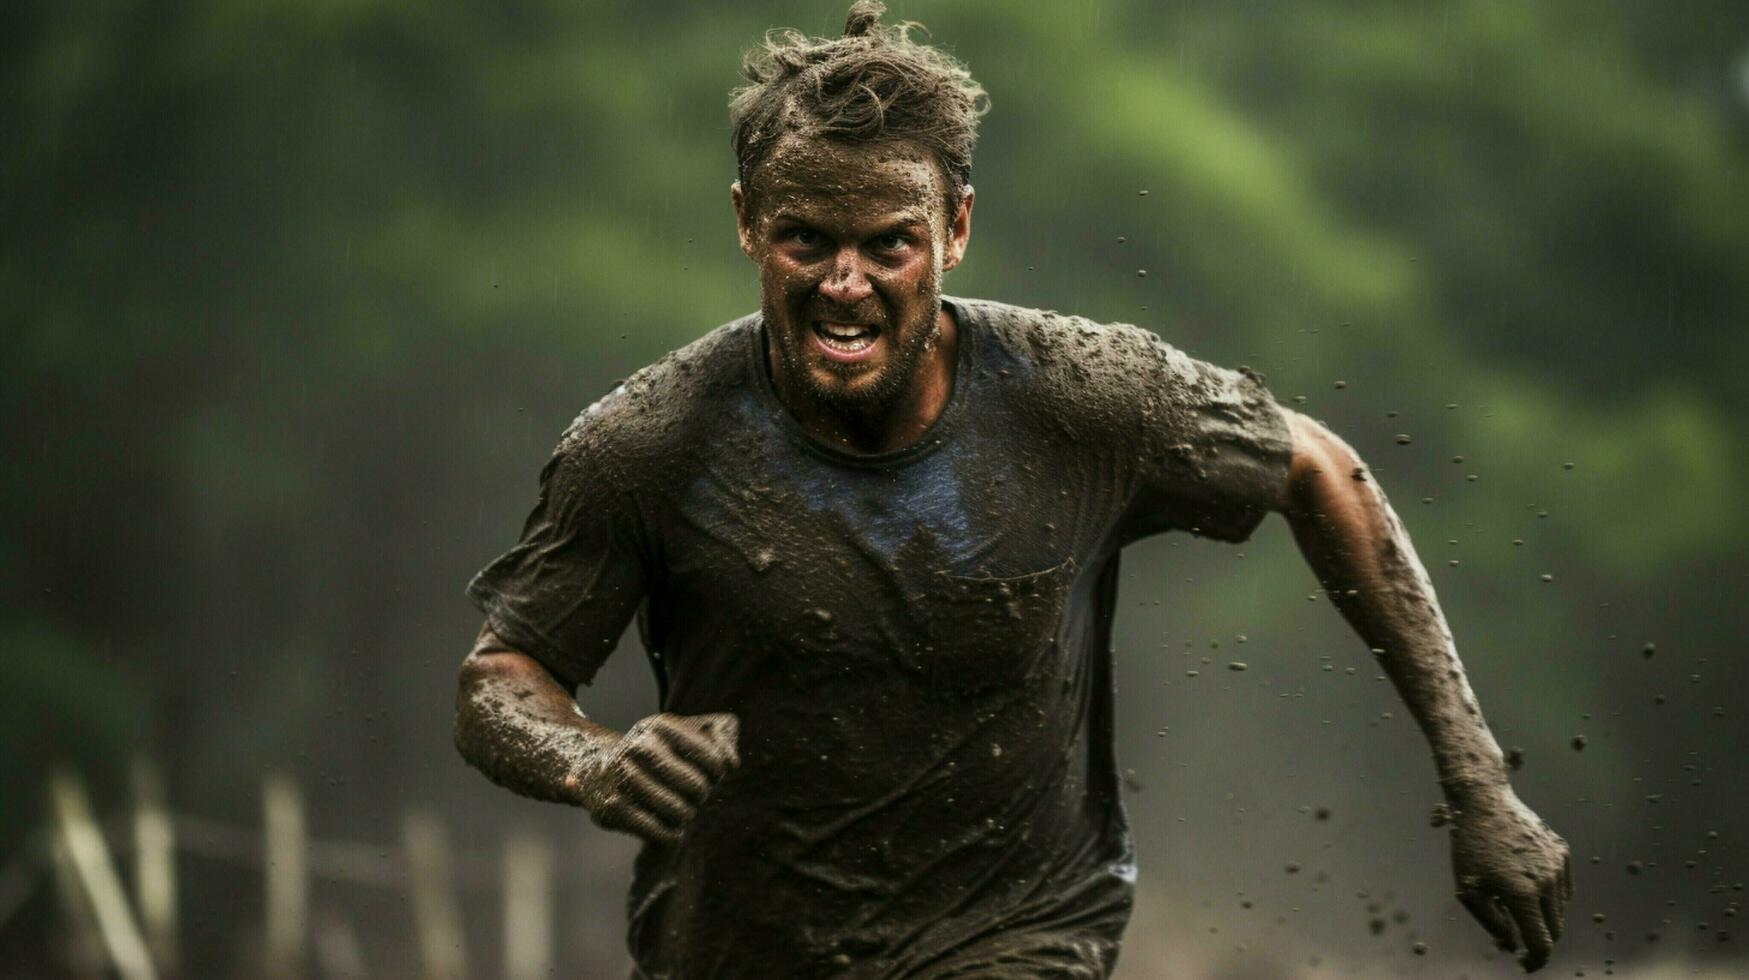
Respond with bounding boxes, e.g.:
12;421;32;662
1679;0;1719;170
1113;338;1296;545
464;417;649;688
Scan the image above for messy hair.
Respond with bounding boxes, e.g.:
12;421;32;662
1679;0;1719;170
729;0;990;217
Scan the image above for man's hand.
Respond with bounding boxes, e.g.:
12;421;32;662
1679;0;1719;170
1449;787;1572;972
1278;413;1573;970
572;712;741;846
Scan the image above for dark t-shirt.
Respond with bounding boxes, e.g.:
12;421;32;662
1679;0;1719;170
466;297;1294;979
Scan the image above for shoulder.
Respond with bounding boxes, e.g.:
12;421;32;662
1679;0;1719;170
955;297;1256;429
550;312;758;478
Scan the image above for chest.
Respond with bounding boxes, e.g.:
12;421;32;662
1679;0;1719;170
652;442;1085;694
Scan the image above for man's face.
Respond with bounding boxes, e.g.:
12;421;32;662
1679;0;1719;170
733;135;971;411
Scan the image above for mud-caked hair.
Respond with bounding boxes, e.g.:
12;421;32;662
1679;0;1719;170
729;0;990;219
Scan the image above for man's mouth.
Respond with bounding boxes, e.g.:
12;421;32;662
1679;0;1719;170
809;320;882;362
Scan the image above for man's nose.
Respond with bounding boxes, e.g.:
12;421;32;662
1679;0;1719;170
817;248;873;306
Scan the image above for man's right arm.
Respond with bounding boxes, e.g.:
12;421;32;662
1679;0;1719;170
454;623;740;845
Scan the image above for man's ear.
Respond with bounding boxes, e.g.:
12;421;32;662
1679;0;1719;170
731;181;755;259
942;186;974;272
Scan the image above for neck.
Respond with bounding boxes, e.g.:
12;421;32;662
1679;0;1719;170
770;306;959;455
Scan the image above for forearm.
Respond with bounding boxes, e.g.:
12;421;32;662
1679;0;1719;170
453;626;620;806
1284;429;1508;802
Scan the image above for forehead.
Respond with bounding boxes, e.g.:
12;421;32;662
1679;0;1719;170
750;134;948;225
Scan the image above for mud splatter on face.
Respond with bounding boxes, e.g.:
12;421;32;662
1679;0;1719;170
736;133;965;425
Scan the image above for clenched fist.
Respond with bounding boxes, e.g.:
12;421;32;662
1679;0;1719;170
570;712;741;846
1450;786;1572;972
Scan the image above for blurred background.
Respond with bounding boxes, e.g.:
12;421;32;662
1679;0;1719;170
4;0;1747;976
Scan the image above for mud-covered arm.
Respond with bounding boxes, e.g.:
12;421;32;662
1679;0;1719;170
455;624;739;845
1276;409;1571;972
456;408;738;844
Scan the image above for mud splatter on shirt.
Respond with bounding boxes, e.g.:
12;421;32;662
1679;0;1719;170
467;297;1293;978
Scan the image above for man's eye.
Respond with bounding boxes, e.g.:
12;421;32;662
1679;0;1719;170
874;234;909;252
790;229;823;248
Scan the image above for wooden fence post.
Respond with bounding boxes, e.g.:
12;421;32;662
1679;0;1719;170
262;773;308;979
49;833;105;980
502;831;553;980
48;769;159;980
131;757;178;973
313;904;369;980
403;811;468;980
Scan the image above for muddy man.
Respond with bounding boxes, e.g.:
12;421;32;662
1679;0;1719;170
453;3;1571;976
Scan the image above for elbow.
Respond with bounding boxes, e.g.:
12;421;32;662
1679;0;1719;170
453;648;513;768
1281;411;1372;527
453;654;486;767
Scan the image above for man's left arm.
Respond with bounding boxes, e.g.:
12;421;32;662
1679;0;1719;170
1275;408;1572;973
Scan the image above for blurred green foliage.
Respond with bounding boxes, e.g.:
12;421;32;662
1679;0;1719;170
2;0;1746;971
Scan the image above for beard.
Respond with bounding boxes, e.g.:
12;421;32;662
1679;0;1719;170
764;294;942;412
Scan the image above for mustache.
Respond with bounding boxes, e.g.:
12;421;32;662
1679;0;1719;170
802;303;887;327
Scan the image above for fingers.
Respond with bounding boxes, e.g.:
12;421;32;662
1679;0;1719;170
590;759;695;845
1459;888;1519;954
653;713;741;781
625;762;697;823
593;796;682;846
680;712;743;769
589;712;744;847
1546;892;1574;945
1543;857;1569;942
1545;851;1572;942
626;739;712;807
1503;890;1554;972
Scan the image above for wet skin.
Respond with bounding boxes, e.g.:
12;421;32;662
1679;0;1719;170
731;134;972;454
1282;413;1571;971
453;135;1569;972
453;136;974;849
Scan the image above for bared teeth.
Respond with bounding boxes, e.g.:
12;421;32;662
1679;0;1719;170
813;321;876;351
